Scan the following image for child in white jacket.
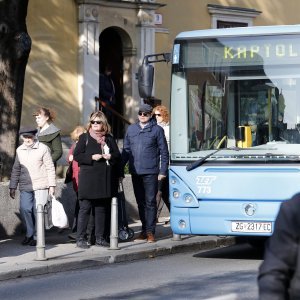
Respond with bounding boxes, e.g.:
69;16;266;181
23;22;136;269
9;127;56;246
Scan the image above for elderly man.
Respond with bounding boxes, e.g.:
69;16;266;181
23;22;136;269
121;103;169;243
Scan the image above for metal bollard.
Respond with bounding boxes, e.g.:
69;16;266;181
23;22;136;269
109;197;120;250
172;233;182;241
35;204;47;260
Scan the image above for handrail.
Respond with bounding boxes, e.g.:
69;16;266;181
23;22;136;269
95;97;131;125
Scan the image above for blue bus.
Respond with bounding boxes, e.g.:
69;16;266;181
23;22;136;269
168;25;300;238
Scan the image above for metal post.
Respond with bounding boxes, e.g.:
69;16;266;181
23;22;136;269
172;233;182;241
109;197;120;250
35;204;47;260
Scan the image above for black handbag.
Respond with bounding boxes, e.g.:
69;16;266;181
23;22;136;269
64;162;73;184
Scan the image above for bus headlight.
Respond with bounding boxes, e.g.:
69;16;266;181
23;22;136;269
184;194;193;203
171;178;177;184
173;190;180;198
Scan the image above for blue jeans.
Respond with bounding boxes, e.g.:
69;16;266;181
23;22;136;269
131;174;158;234
20;190;48;239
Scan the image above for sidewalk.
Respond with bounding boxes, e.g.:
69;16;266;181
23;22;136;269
0;219;235;281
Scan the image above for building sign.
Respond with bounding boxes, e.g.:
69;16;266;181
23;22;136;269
155;14;162;25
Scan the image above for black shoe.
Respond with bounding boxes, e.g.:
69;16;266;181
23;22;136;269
76;239;90;249
95;238;110;248
29;239;37;246
87;234;96;246
22;236;33;245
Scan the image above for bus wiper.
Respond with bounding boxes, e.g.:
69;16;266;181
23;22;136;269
186;147;241;171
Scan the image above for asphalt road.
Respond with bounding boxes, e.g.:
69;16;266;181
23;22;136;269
0;242;264;300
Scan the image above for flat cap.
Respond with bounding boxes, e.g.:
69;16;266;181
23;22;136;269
139;103;153;113
19;127;38;136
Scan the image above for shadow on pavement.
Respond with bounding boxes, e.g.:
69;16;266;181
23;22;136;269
194;243;264;260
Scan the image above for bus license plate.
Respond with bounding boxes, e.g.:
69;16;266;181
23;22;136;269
231;221;272;233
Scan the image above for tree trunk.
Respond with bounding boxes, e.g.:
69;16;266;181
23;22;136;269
0;0;31;181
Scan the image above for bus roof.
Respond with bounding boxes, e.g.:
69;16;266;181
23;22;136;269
175;24;300;40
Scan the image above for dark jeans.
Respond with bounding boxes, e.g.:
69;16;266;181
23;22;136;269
76;198;111;241
86;205;111;241
72;193;95;234
131;174;158;234
157;176;170;218
71;193;79;233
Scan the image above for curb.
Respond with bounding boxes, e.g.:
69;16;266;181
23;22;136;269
0;236;236;281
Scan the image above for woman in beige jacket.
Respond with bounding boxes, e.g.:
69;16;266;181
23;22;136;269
9;127;56;246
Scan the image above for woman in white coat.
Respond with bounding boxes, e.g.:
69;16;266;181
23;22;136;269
153;105;170;220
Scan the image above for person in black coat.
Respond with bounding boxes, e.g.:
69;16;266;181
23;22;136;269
73;111;121;249
99;65;115;127
99;65;115;105
258;193;300;299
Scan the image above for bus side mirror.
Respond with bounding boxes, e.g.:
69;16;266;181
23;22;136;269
138;64;154;99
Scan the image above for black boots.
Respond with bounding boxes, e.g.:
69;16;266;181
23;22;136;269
76;239;90;249
95;238;109;248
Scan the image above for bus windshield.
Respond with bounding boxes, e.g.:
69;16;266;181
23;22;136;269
171;33;300;161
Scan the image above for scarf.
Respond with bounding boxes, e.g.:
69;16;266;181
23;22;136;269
89;128;106;147
157;121;169;127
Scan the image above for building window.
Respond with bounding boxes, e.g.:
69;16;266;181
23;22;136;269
217;20;247;29
207;4;261;29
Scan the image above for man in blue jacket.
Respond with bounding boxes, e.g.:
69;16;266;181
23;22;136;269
122;103;169;243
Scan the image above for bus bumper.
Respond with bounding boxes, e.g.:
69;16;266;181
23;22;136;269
171;200;281;236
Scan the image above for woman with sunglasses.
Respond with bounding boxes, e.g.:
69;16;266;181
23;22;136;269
73;111;121;249
153;105;171;220
153;105;170;150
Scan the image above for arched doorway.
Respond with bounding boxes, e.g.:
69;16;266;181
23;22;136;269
99;27;131;138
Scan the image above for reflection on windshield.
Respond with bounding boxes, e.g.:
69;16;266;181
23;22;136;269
169;34;300;159
187;69;300;153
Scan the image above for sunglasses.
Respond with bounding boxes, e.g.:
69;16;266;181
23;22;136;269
90;120;102;124
138;112;151;117
155;113;161;117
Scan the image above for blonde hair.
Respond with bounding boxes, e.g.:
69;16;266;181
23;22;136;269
70;126;86;141
87;111;111;134
153;105;169;123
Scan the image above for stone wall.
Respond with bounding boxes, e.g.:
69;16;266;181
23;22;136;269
0;175;169;238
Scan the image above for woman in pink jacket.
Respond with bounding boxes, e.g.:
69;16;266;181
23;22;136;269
9;127;56;246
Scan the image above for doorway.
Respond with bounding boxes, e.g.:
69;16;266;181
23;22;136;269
99;27;124;138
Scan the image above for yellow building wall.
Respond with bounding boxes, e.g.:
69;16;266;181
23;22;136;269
22;0;300;131
23;0;78;135
155;0;300;108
